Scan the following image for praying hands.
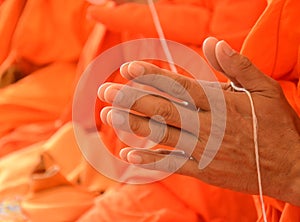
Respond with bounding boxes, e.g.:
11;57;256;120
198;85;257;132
98;37;300;206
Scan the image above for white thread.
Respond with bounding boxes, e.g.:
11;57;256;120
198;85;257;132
147;0;177;73
148;2;266;220
148;0;195;159
230;82;267;222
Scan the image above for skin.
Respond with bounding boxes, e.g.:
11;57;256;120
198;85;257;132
98;37;300;206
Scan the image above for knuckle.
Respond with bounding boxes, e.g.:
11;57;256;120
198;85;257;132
236;56;252;72
153;102;177;123
130;118;142;134
127;92;150;112
149;120;167;143
265;78;285;98
171;77;191;96
160;128;173;145
130;96;141;111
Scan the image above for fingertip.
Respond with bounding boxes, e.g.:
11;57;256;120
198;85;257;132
203;36;219;47
127;150;143;164
120;61;146;79
106;109;114;125
216;40;236;57
215;40;239;81
103;85;122;104
98;82;112;101
119;147;131;161
120;62;131;79
202;37;223;72
100;107;112;125
128;61;145;77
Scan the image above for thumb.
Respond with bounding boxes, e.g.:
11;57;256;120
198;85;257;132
215;40;277;93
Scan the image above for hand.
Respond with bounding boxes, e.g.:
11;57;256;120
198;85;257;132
98;37;300;206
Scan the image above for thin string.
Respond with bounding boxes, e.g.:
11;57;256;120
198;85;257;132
148;1;267;221
147;0;177;73
230;82;267;222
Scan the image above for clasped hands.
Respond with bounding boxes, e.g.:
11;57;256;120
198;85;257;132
98;37;300;206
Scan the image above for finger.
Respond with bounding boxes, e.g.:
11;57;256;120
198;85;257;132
119;147;187;162
98;82;116;101
119;147;132;161
103;108;204;158
124;148;200;177
203;37;223;72
101;83;210;135
120;61;211;110
100;106;111;125
215;40;279;93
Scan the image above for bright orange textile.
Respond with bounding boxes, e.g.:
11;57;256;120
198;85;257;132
0;123;117;221
78;0;269;222
87;0;266;50
1;0;299;221
0;0;93;155
241;0;300;221
78;0;300;221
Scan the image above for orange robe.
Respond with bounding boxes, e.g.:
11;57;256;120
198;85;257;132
0;0;93;156
87;0;267;152
51;2;266;221
241;0;300;220
78;0;268;222
2;0;299;221
78;0;300;221
71;1;268;220
87;0;267;57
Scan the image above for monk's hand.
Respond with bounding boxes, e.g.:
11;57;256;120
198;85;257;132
98;38;300;206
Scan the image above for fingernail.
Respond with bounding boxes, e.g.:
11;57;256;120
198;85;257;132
128;62;145;77
111;112;125;125
119;148;128;160
105;88;123;104
100;107;110;125
220;40;235;56
120;62;130;72
97;84;106;101
127;152;143;164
